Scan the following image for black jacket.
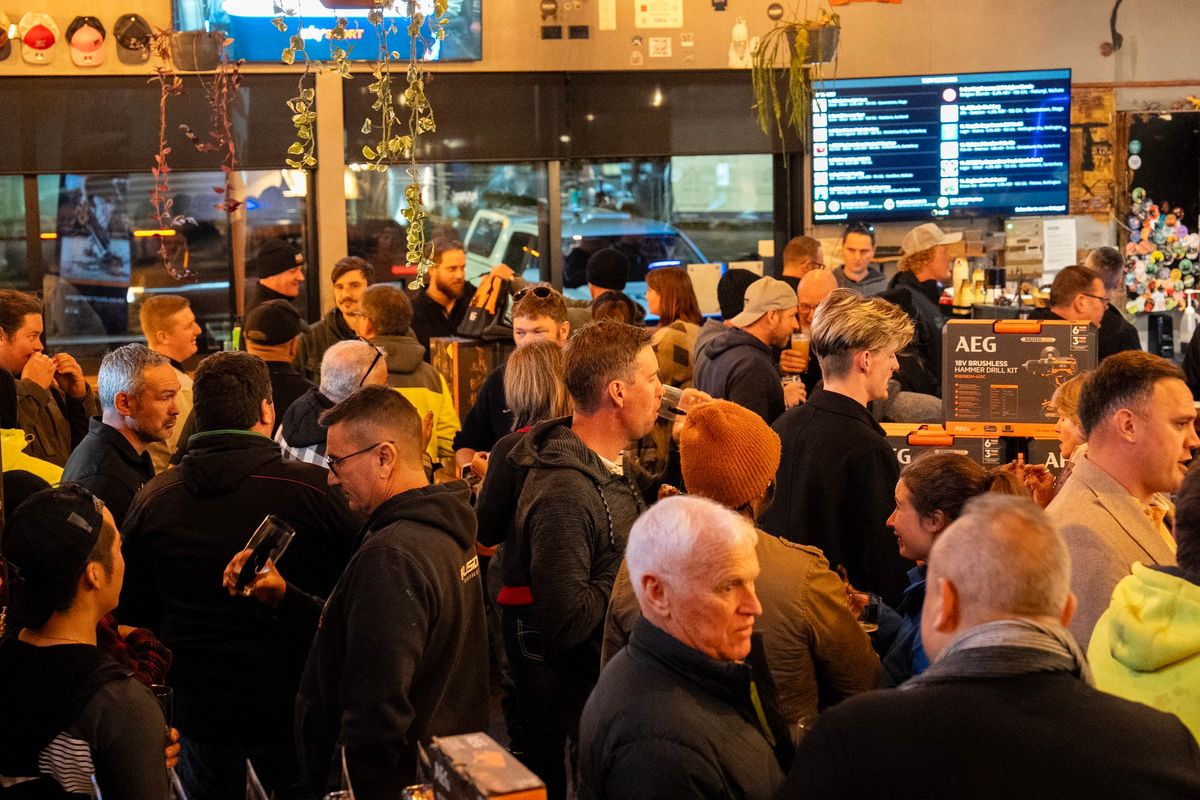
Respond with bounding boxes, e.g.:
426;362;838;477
295;307;357;383
1099;302;1141;360
278;387;335;451
410;284;475;357
885;271;945;395
295;482;489;799
62;417;155;527
780;671;1200;800
453;363;513;453
579;618;789;800
506;418;646;655
761;390;911;606
119;430;356;745
267;360;316;434
693;328;785;424
475;428;528;549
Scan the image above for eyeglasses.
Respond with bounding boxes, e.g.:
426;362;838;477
1080;292;1108;303
513;285;555;303
799;303;819;314
326;440;393;476
358;345;383;388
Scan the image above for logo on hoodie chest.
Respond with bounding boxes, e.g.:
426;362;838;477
461;554;480;583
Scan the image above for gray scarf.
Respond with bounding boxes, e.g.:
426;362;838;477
900;618;1091;690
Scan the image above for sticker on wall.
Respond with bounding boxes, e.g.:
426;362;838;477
681;31;694;61
630;34;643;47
1128;154;1142;170
767;3;785;20
649;36;672;57
629;49;644;66
599;0;616;30
728;17;758;68
1128;139;1142;155
1124;189;1197;315
635;0;683;29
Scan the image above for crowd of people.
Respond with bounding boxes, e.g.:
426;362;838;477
2;225;1200;800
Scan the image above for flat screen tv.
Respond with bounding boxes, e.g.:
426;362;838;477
172;0;482;63
811;68;1070;223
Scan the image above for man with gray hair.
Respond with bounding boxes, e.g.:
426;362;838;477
275;339;388;466
1085;245;1141;360
778;494;1200;800
763;288;915;605
579;494;792;800
63;343;179;525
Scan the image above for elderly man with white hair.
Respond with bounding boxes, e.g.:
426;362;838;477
275;338;389;466
778;495;1200;800
578;494;793;800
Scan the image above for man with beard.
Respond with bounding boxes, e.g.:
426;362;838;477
295;256;373;384
410;237;474;357
63;344;179;527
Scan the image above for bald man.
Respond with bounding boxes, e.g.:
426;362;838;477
780;269;837;392
779;494;1200;800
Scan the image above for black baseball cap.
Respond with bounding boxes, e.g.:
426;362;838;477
113;14;152;64
3;484;106;609
244;299;306;346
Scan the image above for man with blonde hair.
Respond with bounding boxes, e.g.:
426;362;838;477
140;294;200;472
778;495;1200;799
762;289;915;605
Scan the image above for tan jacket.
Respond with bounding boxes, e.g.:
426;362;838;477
1046;453;1176;651
603;529;880;725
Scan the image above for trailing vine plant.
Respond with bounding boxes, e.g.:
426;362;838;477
148;29;188;277
182;49;244;215
277;5;353;170
360;0;449;289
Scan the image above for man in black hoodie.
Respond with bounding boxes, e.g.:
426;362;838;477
294;256;373;384
120;351;356;800
500;320;664;799
294;386;488;798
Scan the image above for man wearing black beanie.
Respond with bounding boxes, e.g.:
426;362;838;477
247;239;306;316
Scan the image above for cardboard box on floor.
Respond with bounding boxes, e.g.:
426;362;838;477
420;733;545;800
942;319;1097;438
430;337;514;419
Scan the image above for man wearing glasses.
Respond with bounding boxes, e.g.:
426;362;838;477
779;235;825;293
1028;265;1108;331
119;351;357;799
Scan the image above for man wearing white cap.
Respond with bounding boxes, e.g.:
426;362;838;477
694;275;804;424
886;222;962;396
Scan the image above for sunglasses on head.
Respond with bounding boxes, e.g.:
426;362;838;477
358;344;383;388
513;285;555;303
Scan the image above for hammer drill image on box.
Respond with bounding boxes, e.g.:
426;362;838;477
1022;346;1079;418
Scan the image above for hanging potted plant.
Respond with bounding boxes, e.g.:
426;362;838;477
170;0;227;71
750;7;840;149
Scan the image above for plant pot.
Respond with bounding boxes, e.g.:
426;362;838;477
171;30;226;71
786;24;839;64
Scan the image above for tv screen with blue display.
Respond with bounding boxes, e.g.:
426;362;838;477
811;69;1070;223
173;0;482;63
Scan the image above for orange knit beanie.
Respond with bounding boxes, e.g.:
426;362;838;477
679;400;782;510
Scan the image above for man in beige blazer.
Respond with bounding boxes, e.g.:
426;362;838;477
1047;351;1198;649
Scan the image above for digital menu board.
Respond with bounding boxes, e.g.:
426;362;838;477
811;69;1070;223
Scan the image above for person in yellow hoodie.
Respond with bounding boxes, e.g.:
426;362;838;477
1089;464;1200;742
349;284;460;471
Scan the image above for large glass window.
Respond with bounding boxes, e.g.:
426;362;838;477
27;169;307;370
0;177;27;287
347;162;548;283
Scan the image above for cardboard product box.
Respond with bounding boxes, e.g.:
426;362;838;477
1025;437;1068;480
430;337;514;419
881;424;1015;469
942;319;1096;438
420;733;545;800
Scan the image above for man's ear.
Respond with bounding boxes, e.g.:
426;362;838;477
932;577;960;633
1061;591;1077;628
641;574;671;619
852;348;871;375
607;378;626;409
1113;407;1138;443
113;390;135;417
559;321;570;341
82;560;106;591
287;338;300;359
259;398;275;430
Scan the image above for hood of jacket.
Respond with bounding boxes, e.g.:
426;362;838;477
693;319;727;364
373;332;426;376
324;306;356;340
280;387;334;449
177;430;286;496
507;416;616;487
365;479;477;551
704;326;773;361
1098;563;1200;672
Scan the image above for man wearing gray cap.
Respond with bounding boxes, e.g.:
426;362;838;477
694;275;804;424
886;222;962;396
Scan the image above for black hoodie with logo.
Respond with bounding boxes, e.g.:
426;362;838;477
119;430;357;746
295;481;489;798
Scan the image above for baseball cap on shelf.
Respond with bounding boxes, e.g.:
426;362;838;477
0;12;12;62
901;223;963;255
114;13;152;64
728;275;798;328
18;12;58;65
66;16;106;67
